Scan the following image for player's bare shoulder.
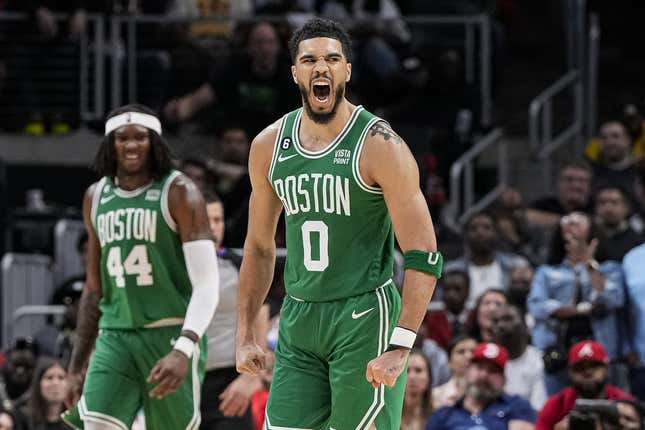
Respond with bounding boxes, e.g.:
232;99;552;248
361;120;418;188
248;118;283;179
168;173;203;210
366;121;406;147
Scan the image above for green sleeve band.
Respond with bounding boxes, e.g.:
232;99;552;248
403;250;443;278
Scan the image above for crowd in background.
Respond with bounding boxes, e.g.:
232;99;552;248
1;1;645;430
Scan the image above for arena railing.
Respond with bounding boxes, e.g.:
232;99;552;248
528;0;599;192
445;127;506;231
109;13;493;128
0;12;105;125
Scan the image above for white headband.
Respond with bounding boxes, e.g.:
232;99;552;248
105;112;162;136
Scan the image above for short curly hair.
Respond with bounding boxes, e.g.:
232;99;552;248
288;18;352;63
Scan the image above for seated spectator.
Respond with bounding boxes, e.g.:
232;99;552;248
164;21;299;136
422;165;463;261
416;337;451;388
528;212;624;395
424;265;471;349
535;341;633;430
495;209;546;266
432;335;477;409
449;211;530;308
586;106;645;163
0;340;37;410
20;358;67;430
179;158;213;195
508;266;536;330
468;289;509;342
401;350;434;430
206;126;252;248
426;342;536;430
526;161;593;230
0;408;15;430
492;304;547;410
623;240;645;400
595;185;644;261
587;120;639;200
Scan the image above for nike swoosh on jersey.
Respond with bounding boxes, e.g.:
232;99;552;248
100;195;116;204
351;307;375;319
278;153;298;162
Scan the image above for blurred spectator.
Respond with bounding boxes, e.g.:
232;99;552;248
508;266;535;329
468;288;509;343
0;340;37;409
401;350;433;430
495;210;546;266
164;21;299;135
251;349;274;430
20;358;67;430
426;342;536;430
179;158;213;195
525;161;593;230
492;304;547;410
432;335;476;409
206;126;252;248
424;266;471;349
586;106;645;164
528;212;624;395
202;191;268;430
450;211;530;308
421;161;463;261
33;232;86;361
535;341;633;430
416;335;451;388
586;120;639;200
623;241;645;401
0;408;15;430
594;186;644;261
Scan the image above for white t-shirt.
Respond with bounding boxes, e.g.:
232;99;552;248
504;345;547;410
467;260;504;307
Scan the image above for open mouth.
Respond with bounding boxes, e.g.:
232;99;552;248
312;81;331;103
125;153;139;160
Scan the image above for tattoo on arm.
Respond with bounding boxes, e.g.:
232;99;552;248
69;289;101;374
369;122;404;145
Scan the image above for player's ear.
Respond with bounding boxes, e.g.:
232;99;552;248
346;62;351;83
291;65;298;84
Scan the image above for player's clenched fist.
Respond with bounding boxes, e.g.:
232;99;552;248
236;342;267;376
366;349;409;388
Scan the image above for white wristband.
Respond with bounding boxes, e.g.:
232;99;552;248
389;326;416;349
173;336;195;359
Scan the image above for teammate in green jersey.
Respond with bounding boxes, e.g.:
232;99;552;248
236;19;443;430
63;104;220;430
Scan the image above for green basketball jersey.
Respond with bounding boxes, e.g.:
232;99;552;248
269;106;394;302
91;170;191;329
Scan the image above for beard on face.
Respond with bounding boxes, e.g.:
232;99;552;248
572;376;608;398
299;82;344;124
466;381;502;405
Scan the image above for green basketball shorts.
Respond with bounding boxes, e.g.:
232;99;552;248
62;326;206;430
266;280;406;430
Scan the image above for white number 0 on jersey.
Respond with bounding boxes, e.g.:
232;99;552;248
301;220;329;272
106;245;154;287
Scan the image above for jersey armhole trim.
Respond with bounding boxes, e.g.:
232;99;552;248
161;170;183;232
267;115;287;183
352;117;384;195
90;177;107;230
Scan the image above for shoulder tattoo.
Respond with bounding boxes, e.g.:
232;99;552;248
369;122;404;145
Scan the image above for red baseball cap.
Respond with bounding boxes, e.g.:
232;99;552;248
471;342;508;371
568;340;609;367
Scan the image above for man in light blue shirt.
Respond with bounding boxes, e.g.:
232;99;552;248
623;242;645;400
